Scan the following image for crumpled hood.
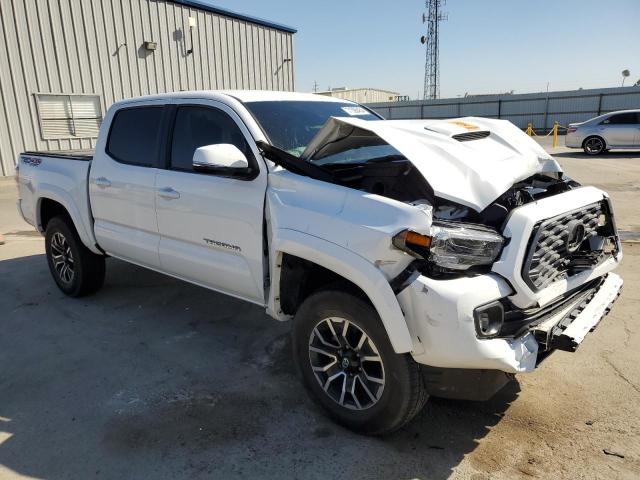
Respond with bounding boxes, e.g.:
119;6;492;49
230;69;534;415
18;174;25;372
302;116;562;211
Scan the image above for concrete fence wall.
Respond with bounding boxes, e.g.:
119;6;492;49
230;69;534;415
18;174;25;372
366;86;640;132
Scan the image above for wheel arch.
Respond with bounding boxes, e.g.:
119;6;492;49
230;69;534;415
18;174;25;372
35;189;100;254
39;197;72;231
582;135;607;152
269;229;415;353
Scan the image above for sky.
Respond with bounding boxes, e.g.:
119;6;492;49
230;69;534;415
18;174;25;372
205;0;640;99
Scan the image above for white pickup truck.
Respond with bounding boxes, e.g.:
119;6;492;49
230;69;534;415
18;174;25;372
16;91;623;435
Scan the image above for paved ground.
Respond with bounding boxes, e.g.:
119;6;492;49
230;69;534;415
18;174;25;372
0;139;639;479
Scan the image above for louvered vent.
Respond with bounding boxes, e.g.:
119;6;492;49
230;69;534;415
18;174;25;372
452;130;490;142
35;94;102;140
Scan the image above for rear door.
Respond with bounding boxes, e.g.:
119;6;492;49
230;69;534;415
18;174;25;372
600;112;639;147
155;100;268;304
90;102;167;268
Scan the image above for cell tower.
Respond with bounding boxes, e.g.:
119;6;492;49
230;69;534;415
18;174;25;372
421;0;447;100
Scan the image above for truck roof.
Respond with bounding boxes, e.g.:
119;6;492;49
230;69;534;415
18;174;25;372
112;90;353;109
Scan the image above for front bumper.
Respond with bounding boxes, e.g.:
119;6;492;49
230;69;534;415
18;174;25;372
493;187;621;309
532;273;622;352
398;272;622;374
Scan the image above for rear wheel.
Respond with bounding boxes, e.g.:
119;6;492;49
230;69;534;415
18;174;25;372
583;136;606;155
45;216;105;297
292;290;427;435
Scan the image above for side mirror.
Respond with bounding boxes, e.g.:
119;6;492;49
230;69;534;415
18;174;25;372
193;144;249;173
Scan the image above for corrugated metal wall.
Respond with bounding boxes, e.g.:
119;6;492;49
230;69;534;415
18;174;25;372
0;0;295;176
367;86;640;131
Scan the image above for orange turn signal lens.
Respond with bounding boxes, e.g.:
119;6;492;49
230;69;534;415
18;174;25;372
392;229;432;259
405;231;432;248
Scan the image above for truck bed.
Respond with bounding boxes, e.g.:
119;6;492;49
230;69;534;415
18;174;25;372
22;149;94;161
17;148;97;251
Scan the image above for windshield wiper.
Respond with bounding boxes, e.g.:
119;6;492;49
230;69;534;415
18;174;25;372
319;154;407;168
256;141;335;183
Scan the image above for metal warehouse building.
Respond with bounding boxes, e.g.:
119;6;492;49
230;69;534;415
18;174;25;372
316;87;404;104
0;0;296;176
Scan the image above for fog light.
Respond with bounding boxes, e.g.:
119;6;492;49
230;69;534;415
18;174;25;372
474;301;504;338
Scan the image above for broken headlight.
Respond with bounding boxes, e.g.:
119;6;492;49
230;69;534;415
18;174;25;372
393;221;504;271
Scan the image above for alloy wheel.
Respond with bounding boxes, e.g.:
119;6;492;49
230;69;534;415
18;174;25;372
584;137;604;154
50;231;75;284
308;317;385;410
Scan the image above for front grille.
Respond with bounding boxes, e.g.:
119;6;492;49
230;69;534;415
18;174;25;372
522;201;609;291
452;130;490;142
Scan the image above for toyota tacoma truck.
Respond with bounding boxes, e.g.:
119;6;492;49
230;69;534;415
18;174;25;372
16;91;623;435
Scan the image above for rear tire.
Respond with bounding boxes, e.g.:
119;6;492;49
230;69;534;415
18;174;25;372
292;290;428;435
583;136;606;155
45;216;105;297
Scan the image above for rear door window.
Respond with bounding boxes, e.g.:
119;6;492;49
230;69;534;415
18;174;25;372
107;106;164;166
604;113;638;125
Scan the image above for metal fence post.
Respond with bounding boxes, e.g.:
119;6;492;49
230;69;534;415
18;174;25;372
597;93;603;116
543;94;550;133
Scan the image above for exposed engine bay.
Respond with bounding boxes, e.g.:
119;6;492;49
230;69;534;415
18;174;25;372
443;173;580;228
259;139;578;232
322;158;435;204
258;114;574;232
257;118;590;282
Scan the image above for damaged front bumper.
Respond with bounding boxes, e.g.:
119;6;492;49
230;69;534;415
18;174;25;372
532;273;623;353
397;271;623;374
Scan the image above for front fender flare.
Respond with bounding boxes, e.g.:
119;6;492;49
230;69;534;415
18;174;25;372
269;228;414;353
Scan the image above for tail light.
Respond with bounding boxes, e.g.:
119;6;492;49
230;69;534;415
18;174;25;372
567;127;577;134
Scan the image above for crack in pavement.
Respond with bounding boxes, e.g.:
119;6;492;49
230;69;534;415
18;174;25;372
602;352;640;395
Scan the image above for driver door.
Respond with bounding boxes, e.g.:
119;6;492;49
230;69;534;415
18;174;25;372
155;100;268;304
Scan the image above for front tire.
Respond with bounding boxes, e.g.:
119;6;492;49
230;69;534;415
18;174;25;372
292;290;427;435
583;136;606;155
45;216;106;297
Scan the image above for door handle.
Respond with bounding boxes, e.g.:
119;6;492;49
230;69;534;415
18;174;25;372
157;187;180;200
94;177;111;188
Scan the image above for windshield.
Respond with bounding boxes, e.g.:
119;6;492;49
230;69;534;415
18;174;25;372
244;100;379;157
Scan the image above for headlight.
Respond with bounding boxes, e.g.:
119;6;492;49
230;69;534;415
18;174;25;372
392;221;504;271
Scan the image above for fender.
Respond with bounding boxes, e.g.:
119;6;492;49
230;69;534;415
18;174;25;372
35;183;101;255
269;228;415;354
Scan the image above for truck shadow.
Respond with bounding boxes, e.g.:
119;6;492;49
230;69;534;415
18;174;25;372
0;254;517;480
